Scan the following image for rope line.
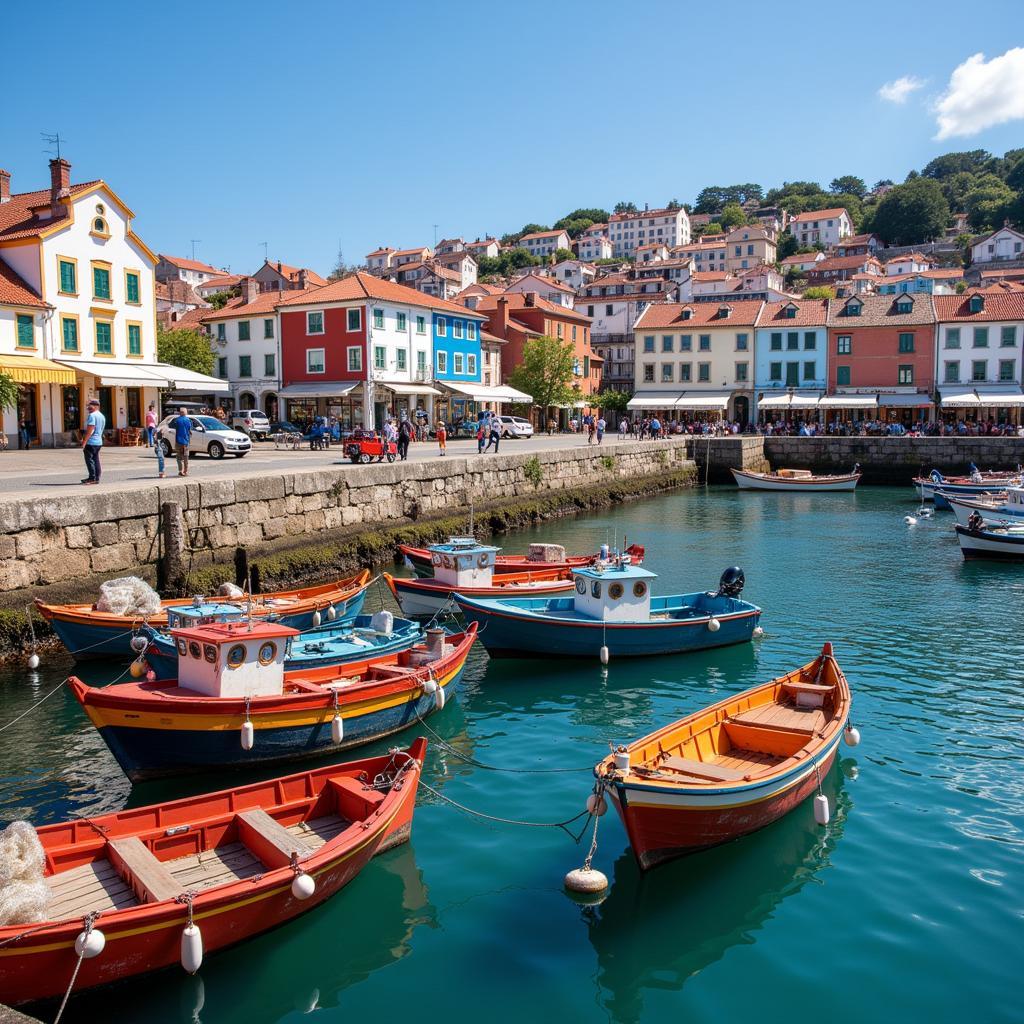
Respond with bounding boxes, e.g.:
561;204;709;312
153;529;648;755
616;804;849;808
53;911;100;1024
0;678;69;734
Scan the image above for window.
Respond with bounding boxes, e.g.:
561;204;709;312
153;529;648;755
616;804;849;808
1001;326;1016;348
661;363;674;382
605;304;614;316
769;361;783;381
662;335;674;352
436;317;447;337
238;321;251;341
217;322;226;342
58;258;77;295
803;332;816;350
125;271;140;304
347;347;362;372
92;263;111;300
218;356;228;379
397;349;407;371
698;362;711;382
945;328;960;349
436;350;448;374
264;353;275;376
677;362;690;382
347;308;361;332
127;323;142;356
896;300;912;314
898;364;914;384
239;355;252;378
587;305;595;317
783;306;797;320
699;335;711;351
468;322;477;341
735;362;749;382
453;320;464;339
416;315;426;334
643;335;655;353
770;331;782;351
15;314;33;348
556;323;563;339
971;360;987;381
94;320;112;355
416;350;426;373
61;316;79;352
787;332;799;350
969;294;984;313
680;334;692;351
307;348;325;373
307;311;324;335
373;308;384;329
803;361;816;380
944;361;960;383
735;333;748;351
837;365;851;386
374;346;386;370
92;216;108;235
393;311;406;332
845;301;861;317
643;363;654;382
264;318;274;339
837;335;851;354
974;327;989;348
786;362;800;386
1000;359;1016;381
467;354;477;375
898;333;914;353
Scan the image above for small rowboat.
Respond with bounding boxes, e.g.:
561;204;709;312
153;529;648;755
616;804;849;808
0;740;425;1007
35;571;372;660
399;540;645;577
954;520;1024;560
914;467;1021;508
947;488;1022;527
68;622;475;780
731;466;860;492
594;643;853;869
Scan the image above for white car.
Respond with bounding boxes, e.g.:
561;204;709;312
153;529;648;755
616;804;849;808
157;415;252;459
497;415;534;438
231;410;271;440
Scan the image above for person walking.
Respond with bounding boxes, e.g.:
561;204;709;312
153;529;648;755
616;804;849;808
171;407;193;476
81;398;105;484
596;416;606;444
397;417;413;461
484;418;501;453
618;417;628;440
154;433;165;478
144;404;157;447
476;420;486;454
436;421;447;456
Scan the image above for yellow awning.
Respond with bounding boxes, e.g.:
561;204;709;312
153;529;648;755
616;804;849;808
0;354;77;385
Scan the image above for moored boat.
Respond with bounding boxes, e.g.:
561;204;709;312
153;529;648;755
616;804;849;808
68;619;475;780
914;466;1021;508
0;740;425;1006
947;487;1022;526
953;517;1024;560
731;465;860;492
399;539;644;577
455;562;760;659
594;643;852;869
35;571;373;660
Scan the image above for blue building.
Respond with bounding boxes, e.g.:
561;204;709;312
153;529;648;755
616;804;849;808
753;298;829;422
876;270;962;295
433;308;485;425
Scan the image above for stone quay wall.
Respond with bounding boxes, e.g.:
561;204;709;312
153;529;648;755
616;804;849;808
686;436;771;483
0;440;696;597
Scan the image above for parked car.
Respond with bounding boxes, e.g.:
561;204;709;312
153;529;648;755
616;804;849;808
231;410;271;439
497;415;534;438
156;415;252;460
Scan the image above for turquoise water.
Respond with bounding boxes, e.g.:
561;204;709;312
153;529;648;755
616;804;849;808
1;487;1021;1023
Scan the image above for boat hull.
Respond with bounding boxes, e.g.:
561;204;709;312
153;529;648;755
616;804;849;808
384;573;573;617
610;736;841;869
947;495;1023;526
400;544;596;577
954;524;1024;560
731;468;860;492
915;478;1018;507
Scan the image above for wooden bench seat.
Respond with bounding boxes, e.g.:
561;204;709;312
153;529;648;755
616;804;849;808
782;681;834;695
108;837;181;905
657;755;747;782
730;705;823;732
237;808;313;869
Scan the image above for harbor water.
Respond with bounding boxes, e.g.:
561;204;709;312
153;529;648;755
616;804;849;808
1;486;1021;1023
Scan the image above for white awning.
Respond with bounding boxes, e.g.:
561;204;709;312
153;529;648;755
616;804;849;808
674;390;730;411
491;385;532;403
974;386;1024;407
440;382;533;404
757;390;822;410
279;381;359;399
818;394;878;409
157;363;231;394
876;393;934;407
56;359;171;388
939;388;980;409
628;391;678;409
382;382;442;396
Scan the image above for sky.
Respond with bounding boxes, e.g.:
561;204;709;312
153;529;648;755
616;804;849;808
3;0;1022;276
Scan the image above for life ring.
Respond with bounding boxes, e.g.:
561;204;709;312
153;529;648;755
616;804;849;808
431;552;442;567
477;552;489;569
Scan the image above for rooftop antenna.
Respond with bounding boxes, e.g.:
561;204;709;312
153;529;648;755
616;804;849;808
190;239;202;261
40;131;64;160
260;241;268;262
433;224;439;246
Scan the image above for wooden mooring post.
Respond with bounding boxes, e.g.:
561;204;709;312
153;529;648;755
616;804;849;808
157;501;186;592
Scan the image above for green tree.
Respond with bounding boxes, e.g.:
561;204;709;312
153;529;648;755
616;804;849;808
554;208;609;236
869;178;950;245
802;286;835;299
873;179;894;191
720;203;746;228
777;232;799;260
598;390;631;414
507;335;576;415
0;372;18;413
205;288;239;310
830;175;866;198
157;327;215;376
964;174;1016;230
613;201;638;214
922;150;993;180
666;198;682;210
700;222;724;236
328;246;362;281
553;247;576;263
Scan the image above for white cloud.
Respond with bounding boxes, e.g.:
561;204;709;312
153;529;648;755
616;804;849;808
878;75;925;104
934;48;1024;139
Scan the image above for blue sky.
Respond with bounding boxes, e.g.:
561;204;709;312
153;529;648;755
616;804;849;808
3;1;1022;276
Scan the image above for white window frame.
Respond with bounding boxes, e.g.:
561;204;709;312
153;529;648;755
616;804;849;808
306;347;326;374
436;317;447;337
454;352;464;374
467;322;477;340
347;346;362;372
306;311;324;335
437;350;448;373
453;320;464;339
467;354;477;375
346;307;361;332
416;315;426;334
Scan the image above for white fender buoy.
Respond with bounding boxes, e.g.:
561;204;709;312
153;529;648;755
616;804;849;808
813;793;830;826
75;927;105;959
707;617;721;632
586;792;607;817
435;686;446;711
904;516;917;525
146;668;156;682
844;725;861;747
181;923;203;974
422;678;438;695
564;866;608;894
753;626;765;638
241;720;254;751
326;604;337;621
331;714;344;744
130;635;148;654
291;872;316;900
613;746;630;772
312;609;322;628
599;645;610;665
27;653;40;670
130;659;146;678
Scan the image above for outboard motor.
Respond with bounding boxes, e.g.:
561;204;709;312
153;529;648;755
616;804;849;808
717;566;745;598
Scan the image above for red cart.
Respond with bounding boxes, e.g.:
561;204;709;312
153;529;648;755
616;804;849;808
344;429;397;464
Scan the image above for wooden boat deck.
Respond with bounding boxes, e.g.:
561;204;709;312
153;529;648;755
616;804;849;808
44;814;349;920
730;701;825;732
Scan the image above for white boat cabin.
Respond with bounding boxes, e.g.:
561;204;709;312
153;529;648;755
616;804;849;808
571;562;658;621
428;538;500;587
165;600;249;630
171;621;298;698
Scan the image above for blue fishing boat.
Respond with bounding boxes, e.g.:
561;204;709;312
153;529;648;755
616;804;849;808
455;562;761;659
139;609;422;677
913;467;1021;509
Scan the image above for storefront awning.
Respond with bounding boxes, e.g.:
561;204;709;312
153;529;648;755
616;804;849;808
157;363;230;394
877;393;934;407
279;381;359;399
819;394;878;409
383;382;442;396
938;388;980;409
490;385;532;403
55;359;171;388
627;391;678;409
757;390;822;410
0;354;76;385
441;382;534;404
674;390;730;411
973;386;1024;407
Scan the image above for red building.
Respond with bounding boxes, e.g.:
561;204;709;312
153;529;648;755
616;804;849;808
824;293;937;423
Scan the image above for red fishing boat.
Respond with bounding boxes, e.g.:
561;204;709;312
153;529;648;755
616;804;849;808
399;540;644;577
594;643;855;869
0;740;426;1007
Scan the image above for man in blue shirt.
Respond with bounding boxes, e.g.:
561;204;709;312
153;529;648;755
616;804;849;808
81;398;105;484
172;407;193;476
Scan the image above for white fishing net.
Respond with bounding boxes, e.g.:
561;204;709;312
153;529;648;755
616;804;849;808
0;821;48;925
95;576;163;616
217;582;245;598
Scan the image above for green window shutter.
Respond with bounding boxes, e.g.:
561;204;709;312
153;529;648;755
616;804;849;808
96;322;112;353
128;324;141;355
126;273;140;303
238;321;251;341
16;314;33;347
264;319;274;338
60;260;76;293
265;353;275;375
837;366;850;386
93;267;111;299
770;332;782;350
62;318;78;351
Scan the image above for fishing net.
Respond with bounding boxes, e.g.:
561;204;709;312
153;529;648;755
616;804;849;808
0;822;48;925
217;582;245;598
95;576;162;616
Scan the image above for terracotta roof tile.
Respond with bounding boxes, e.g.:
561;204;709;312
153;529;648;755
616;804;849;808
0;261;47;308
0;180;102;242
635;299;764;330
159;253;223;274
203;289;308;321
826;293;936;327
933;292;1024;322
473;291;592;322
756;299;828;328
790;208;849;223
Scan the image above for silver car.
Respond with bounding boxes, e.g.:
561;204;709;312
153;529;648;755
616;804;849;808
157;415;251;460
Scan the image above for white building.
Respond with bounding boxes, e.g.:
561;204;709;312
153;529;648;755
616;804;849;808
432;250;478;290
607;206;691;257
517;229;571;258
550;259;596;291
465;238;500;259
366;247;396;273
195;274;242;298
885;253;934;276
576;235;612;262
504;273;576;308
970;224;1024;265
788;208;853;249
156;252;223;289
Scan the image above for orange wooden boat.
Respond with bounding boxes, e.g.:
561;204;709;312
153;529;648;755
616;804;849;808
383;567;573;616
0;739;425;1007
595;643;854;869
399;542;644;576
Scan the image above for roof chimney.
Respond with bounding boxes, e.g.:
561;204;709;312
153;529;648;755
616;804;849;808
525;291;537;307
49;158;71;215
298;269;308;290
0;169;9;204
242;276;259;305
493;296;510;337
277;261;283;275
